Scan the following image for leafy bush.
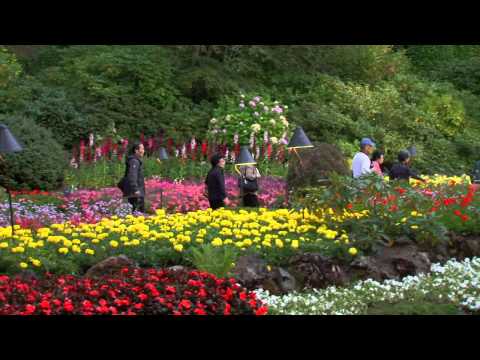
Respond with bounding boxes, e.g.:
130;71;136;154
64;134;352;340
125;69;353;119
21;82;92;148
187;244;238;278
0;116;68;191
287;143;350;192
0;47;25;115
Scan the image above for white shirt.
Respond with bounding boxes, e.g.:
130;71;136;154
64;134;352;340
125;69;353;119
352;152;372;178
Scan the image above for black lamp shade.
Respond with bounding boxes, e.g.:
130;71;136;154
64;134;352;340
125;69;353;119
236;146;256;166
158;147;169;161
0;124;23;153
288;127;313;149
407;146;417;157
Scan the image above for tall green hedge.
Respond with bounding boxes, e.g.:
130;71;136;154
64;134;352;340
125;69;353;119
0;116;67;190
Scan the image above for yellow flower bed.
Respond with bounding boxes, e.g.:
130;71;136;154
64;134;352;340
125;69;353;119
0;208;360;272
383;174;471;187
410;174;471;187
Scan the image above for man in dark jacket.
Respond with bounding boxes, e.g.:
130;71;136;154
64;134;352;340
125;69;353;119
389;150;425;183
121;142;146;213
205;154;230;210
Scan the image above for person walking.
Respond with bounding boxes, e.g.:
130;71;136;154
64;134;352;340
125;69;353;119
205;154;230;210
389;150;425;183
352;138;376;178
238;165;261;208
371;150;385;177
118;142;146;213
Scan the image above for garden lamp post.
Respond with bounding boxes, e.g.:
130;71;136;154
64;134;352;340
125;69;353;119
287;127;315;216
0;124;23;239
235;146;257;202
235;146;257;174
287;127;314;167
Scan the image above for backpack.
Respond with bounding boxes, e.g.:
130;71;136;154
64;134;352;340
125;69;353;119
241;176;259;192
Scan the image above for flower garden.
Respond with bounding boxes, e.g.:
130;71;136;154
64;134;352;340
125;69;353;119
1;85;480;316
1;164;479;315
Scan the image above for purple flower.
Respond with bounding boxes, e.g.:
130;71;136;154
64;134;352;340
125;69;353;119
249;101;257;108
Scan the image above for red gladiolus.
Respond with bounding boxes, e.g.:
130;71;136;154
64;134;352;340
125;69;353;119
454;210;462;217
461;214;469;222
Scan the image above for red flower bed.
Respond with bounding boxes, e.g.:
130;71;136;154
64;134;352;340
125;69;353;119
0;269;268;316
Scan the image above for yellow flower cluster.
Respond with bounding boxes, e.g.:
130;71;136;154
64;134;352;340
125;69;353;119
0;208;360;270
410;174;471;187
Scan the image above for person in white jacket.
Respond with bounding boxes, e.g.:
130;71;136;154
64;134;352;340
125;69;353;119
352;138;376;179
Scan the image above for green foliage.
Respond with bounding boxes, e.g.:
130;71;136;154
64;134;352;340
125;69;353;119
0;116;68;191
0;47;25;114
366;300;464;315
21;81;92;148
294;174;451;252
289;73;476;175
1;45;479;177
315;45;411;84
0;47;22;86
187;244;238;278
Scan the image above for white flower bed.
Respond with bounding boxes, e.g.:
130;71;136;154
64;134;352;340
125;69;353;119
256;257;480;315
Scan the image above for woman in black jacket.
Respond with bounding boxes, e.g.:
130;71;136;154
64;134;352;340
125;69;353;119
205;154;230;210
119;142;146;213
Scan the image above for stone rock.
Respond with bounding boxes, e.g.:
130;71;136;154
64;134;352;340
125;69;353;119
288;253;348;289
85;255;138;278
449;233;480;259
231;255;269;289
349;245;431;281
168;265;186;272
273;267;298;293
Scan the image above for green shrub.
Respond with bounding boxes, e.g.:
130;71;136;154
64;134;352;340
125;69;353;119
0;116;68;191
21;82;92;148
0;47;25;115
187;244;238;278
287;143;351;192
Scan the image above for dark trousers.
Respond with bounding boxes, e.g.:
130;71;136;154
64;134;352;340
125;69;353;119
243;193;259;208
209;199;225;210
128;197;145;213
